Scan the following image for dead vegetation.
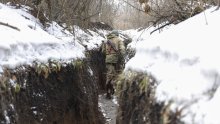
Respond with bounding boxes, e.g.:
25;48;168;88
1;0;119;30
135;0;220;33
1;0;220;30
0;59;105;124
85;48;107;92
116;71;184;124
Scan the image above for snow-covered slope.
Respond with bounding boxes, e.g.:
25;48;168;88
2;2;220;123
124;7;220;124
0;3;105;71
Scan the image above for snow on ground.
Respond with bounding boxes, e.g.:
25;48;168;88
0;3;105;72
2;2;220;124
124;7;220;124
98;95;118;124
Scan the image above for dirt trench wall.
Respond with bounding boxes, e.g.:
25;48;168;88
85;49;106;92
0;60;104;124
116;71;183;124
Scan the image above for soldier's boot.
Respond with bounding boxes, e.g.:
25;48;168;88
111;86;115;95
106;83;112;99
106;89;112;99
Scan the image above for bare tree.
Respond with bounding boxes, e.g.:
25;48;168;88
132;0;219;33
2;0;218;30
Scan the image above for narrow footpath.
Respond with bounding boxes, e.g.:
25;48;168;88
99;94;118;124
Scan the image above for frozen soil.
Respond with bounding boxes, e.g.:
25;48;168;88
99;94;118;124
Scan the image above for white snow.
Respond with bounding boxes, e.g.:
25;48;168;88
4;111;10;124
0;3;106;71
98;95;107;118
112;96;118;105
124;6;220;124
1;2;220;124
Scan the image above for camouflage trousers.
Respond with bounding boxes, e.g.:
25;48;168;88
105;63;118;99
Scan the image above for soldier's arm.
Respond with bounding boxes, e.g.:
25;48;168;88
118;40;125;56
100;41;106;54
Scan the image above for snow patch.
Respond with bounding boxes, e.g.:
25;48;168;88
0;3;106;70
124;7;220;124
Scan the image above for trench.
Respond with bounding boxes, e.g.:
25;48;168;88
0;48;182;124
0;47;112;124
86;49;118;124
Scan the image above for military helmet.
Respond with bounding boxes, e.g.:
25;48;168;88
107;30;119;39
111;30;119;36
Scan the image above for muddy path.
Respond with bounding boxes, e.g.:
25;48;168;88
98;94;118;124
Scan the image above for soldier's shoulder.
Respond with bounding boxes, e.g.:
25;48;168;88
114;37;123;42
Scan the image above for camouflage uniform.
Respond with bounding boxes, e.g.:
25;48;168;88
101;31;125;99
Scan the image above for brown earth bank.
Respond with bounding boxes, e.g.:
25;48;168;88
116;72;184;124
0;58;105;124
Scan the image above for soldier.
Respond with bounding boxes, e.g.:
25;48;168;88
100;31;126;99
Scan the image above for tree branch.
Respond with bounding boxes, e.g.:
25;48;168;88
0;22;20;31
122;0;146;13
150;21;173;35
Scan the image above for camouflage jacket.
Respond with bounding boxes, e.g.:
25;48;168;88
101;37;125;64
